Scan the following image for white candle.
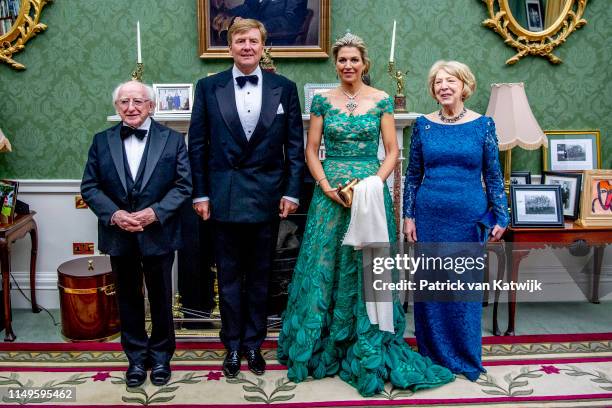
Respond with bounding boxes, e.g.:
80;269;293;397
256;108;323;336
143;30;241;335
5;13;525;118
389;20;396;62
136;21;142;63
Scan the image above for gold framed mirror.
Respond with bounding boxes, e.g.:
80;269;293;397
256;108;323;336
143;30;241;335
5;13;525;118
482;0;588;65
0;0;52;70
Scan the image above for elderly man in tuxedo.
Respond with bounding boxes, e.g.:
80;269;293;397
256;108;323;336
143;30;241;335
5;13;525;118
188;19;304;378
81;80;192;387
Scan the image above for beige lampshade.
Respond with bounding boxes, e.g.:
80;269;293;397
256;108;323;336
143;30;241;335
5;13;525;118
485;83;546;151
0;128;12;153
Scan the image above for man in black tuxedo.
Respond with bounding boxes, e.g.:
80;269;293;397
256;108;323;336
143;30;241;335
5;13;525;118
81;81;192;387
188;19;304;377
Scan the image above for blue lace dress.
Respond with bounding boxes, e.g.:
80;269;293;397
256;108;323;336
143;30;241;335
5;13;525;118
277;94;454;396
402;115;509;381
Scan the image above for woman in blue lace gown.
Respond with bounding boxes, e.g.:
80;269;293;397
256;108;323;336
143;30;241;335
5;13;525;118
277;34;454;397
402;60;509;381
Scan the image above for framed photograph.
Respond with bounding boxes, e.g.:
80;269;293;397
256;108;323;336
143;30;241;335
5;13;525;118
510;171;531;185
197;0;330;58
511;185;564;228
303;83;338;113
541;171;582;219
0;179;19;224
153;84;193;115
577;170;612;227
543;130;601;171
525;0;544;31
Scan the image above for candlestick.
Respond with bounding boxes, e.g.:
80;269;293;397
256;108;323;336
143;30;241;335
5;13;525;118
136;21;142;64
389;20;396;62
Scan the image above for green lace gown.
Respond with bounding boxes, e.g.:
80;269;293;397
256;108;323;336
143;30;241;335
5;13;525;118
277;94;454;397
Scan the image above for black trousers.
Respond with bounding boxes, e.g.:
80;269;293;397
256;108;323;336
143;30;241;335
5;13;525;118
213;221;279;351
111;252;175;366
178;201;216;314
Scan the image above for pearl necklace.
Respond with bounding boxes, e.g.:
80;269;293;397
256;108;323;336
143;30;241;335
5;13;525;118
341;87;362;114
438;107;467;123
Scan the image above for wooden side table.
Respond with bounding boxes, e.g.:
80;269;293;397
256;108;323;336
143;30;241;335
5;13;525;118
503;222;611;336
0;212;40;341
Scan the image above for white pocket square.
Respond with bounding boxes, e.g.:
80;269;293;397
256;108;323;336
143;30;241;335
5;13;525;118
276;104;285;114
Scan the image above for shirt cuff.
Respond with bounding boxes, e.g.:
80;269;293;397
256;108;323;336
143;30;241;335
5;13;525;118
282;196;299;205
193;197;209;204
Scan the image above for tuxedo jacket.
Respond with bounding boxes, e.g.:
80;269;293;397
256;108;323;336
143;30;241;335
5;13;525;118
81;119;192;256
188;68;304;223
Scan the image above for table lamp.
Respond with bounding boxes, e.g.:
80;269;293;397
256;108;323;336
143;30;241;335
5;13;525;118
485;83;546;195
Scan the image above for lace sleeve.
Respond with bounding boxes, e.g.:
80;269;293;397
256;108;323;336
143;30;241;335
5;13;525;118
309;94;328;117
402;120;424;218
483;118;509;228
377;96;394;115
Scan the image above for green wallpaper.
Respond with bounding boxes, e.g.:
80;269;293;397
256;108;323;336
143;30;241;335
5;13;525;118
0;0;610;178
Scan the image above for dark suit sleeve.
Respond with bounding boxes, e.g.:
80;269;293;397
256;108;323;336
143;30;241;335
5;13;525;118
188;78;209;199
81;134;120;225
283;81;305;199
150;133;193;225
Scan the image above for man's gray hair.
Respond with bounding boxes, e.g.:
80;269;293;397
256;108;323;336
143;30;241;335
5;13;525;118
112;81;156;105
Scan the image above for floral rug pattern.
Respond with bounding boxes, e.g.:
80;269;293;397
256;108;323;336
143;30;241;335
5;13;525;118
0;334;610;407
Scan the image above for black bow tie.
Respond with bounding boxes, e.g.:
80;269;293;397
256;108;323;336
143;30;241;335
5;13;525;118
120;125;147;140
235;75;258;88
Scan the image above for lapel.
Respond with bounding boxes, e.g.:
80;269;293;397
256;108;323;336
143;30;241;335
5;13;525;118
107;123;127;193
247;71;282;148
215;69;249;149
140;119;169;192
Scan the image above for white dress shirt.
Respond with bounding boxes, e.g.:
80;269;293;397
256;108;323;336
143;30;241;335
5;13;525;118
123;117;151;180
233;65;263;141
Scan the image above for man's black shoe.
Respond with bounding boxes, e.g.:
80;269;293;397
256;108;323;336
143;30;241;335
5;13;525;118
126;363;147;388
150;363;171;386
244;349;266;375
222;350;241;378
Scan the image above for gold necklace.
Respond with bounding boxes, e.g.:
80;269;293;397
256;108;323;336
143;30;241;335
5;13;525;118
340;87;362;114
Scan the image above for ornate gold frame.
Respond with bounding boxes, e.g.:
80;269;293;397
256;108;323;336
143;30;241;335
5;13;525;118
197;0;330;58
0;0;52;70
481;0;588;65
577;170;612;227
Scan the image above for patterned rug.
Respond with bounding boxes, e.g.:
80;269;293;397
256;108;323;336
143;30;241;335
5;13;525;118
0;333;611;407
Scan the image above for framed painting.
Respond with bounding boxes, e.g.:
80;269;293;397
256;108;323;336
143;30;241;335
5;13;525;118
510;184;564;228
577;170;612;227
541;171;582;219
543;131;601;171
197;0;330;58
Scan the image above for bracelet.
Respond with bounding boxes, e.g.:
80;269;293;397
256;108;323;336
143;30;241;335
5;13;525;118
316;176;327;186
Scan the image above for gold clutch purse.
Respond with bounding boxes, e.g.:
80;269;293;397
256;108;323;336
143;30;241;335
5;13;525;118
337;178;359;207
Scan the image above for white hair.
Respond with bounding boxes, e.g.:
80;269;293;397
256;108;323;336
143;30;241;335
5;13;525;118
112;81;156;105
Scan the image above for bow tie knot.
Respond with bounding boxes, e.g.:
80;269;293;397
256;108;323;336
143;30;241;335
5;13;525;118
120;125;147;140
236;75;258;88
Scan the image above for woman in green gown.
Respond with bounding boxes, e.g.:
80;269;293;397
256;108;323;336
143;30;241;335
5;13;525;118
277;33;454;397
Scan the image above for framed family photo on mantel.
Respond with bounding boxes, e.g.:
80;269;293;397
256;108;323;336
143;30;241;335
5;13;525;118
153;84;194;115
197;0;331;58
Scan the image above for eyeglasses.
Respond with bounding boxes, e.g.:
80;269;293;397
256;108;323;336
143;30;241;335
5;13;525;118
116;98;150;108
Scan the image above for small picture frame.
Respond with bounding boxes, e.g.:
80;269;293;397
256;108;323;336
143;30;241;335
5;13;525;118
576;170;612;227
0;179;19;224
510;171;532;185
541;171;582;219
153;84;194;115
525;0;544;31
510;184;564;228
543;130;601;171
303;83;338;113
